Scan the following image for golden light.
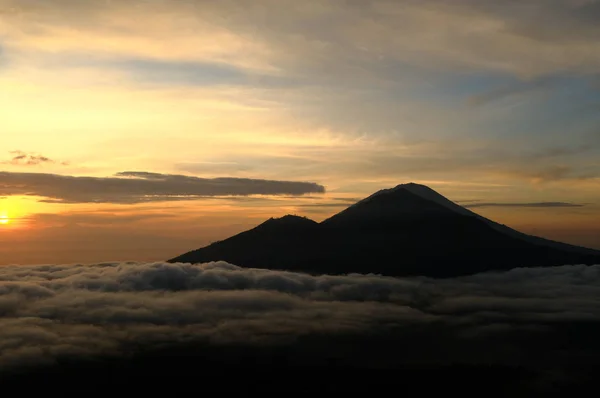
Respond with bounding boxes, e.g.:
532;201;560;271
0;196;53;229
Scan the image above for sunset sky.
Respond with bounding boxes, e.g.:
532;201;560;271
1;0;600;264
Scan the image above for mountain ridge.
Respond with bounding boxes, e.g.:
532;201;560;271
169;183;600;277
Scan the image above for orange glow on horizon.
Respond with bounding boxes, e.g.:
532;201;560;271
0;196;50;230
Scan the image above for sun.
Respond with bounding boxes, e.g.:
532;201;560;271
0;215;9;225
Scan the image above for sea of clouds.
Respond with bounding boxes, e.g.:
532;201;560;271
1;261;600;373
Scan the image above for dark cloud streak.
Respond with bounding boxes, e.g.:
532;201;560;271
464;202;585;209
3;151;67;166
0;171;325;204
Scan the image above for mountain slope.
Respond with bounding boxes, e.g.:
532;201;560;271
169;184;600;277
170;215;319;272
397;183;597;255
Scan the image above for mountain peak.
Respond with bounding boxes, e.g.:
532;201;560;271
391;182;443;196
395;182;428;189
364;182;437;199
321;183;459;227
344;182;449;208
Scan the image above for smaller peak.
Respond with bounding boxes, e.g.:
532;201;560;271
261;214;317;227
279;214;313;221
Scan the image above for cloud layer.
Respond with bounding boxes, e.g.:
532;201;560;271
5;0;600;77
1;260;600;379
0;171;325;203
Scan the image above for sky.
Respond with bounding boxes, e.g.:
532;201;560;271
1;0;600;264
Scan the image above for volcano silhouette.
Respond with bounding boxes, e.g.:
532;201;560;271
168;183;600;277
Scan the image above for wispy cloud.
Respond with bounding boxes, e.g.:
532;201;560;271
175;161;252;175
31;211;177;226
6;0;600;77
515;165;599;183
0;171;325;204
464;202;585;209
3;151;68;166
466;77;560;107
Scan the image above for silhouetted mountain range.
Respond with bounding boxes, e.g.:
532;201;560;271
169;183;600;277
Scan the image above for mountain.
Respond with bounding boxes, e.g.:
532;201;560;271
168;183;600;278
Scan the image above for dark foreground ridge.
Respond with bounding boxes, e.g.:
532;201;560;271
169;183;600;277
3;335;600;395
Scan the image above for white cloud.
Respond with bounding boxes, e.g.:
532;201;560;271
1;261;600;375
